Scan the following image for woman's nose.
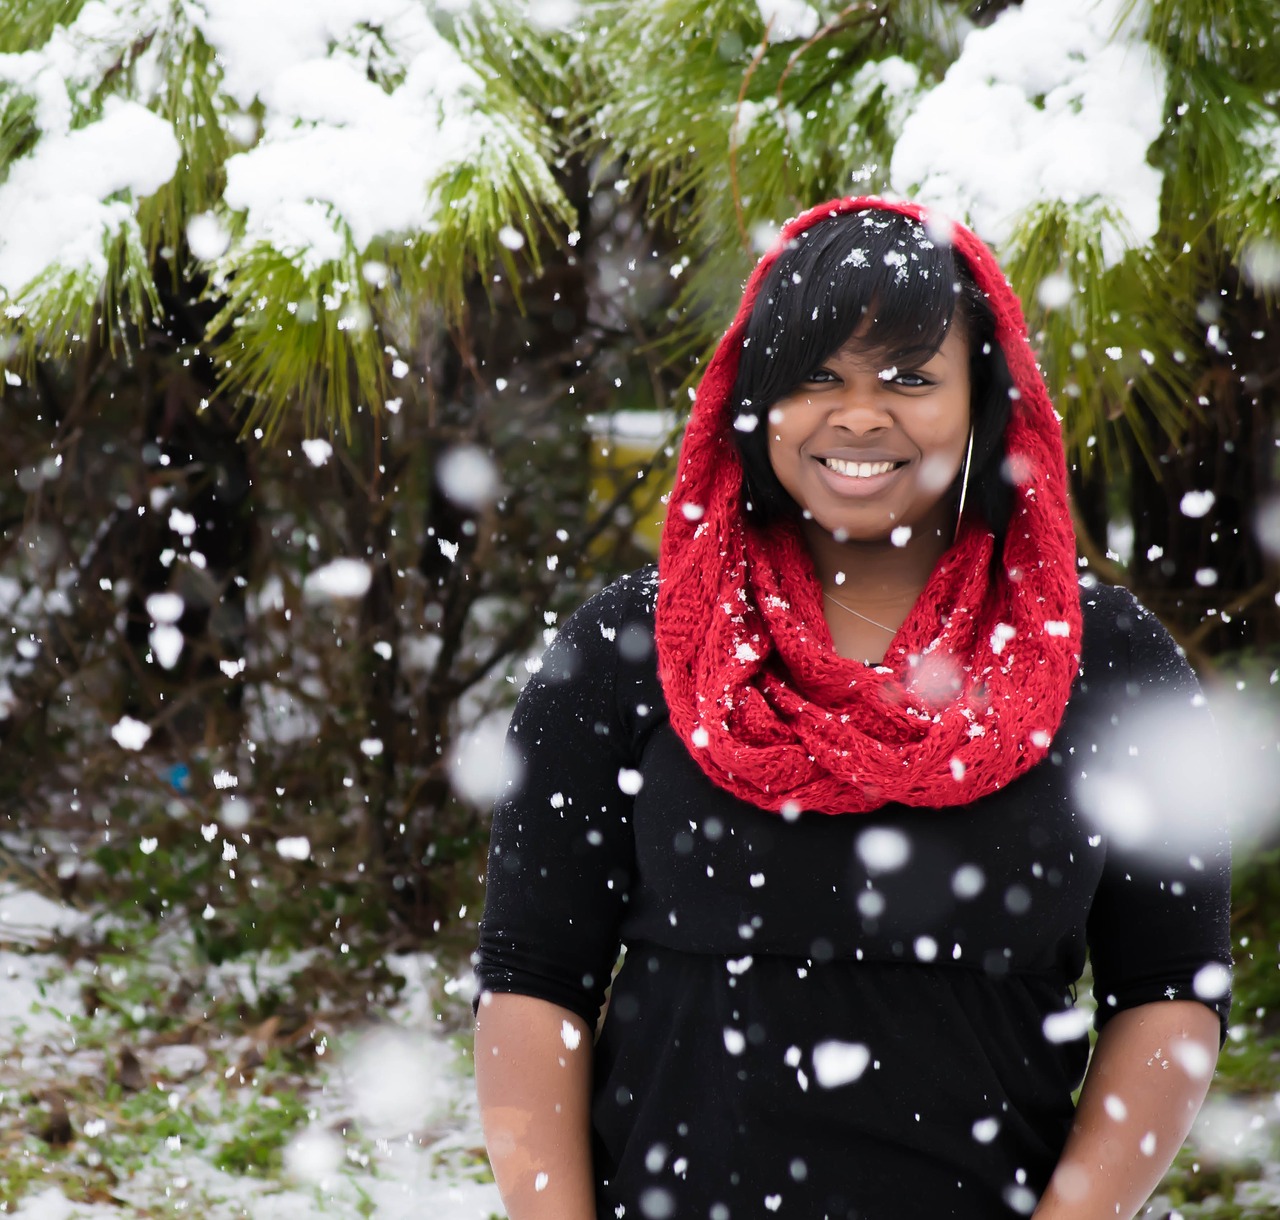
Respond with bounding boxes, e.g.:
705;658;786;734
826;386;893;433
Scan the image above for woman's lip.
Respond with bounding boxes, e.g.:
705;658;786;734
812;455;908;498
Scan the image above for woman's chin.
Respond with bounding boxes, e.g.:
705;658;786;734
804;514;901;547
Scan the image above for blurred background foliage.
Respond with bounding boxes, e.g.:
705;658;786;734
0;0;1275;1007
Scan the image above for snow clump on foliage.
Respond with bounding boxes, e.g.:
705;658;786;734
756;0;821;42
890;0;1168;266
201;0;494;270
0;97;178;295
0;0;549;301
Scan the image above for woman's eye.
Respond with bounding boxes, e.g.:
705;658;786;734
894;372;931;388
803;368;836;384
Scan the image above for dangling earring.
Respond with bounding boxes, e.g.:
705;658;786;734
953;427;975;546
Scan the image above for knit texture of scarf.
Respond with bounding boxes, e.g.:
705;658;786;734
654;196;1082;815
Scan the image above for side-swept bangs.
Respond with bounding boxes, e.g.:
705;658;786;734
737;211;962;403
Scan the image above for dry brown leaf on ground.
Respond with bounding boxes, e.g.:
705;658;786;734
116;1046;146;1092
36;1090;73;1146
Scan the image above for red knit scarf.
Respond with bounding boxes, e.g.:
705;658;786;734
655;197;1082;815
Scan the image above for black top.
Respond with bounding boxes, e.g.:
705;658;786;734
475;566;1232;1220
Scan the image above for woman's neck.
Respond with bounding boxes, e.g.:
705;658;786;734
802;515;952;607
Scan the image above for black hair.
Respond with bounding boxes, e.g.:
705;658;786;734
728;210;1014;540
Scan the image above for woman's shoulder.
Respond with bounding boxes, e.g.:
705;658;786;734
1076;574;1193;689
605;562;660;617
538;564;658;681
1079;575;1173;640
562;563;659;632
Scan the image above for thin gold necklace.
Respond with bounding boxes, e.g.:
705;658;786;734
822;591;897;635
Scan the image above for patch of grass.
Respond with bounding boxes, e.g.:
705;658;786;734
1217;1026;1280;1095
1217;843;1280;1099
1145;843;1280;1214
0;1135;67;1211
0;1053;323;1212
2;926;335;1211
0;910;467;1216
214;1089;310;1175
1159;1140;1266;1211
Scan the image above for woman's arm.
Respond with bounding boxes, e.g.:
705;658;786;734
1032;1000;1220;1219
472;577;648;1216
475;992;597;1220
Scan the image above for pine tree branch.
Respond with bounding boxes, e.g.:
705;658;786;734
730;24;774;252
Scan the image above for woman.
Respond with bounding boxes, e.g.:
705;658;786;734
473;197;1231;1220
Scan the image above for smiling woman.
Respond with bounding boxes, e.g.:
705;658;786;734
474;198;1231;1220
727;209;1015;662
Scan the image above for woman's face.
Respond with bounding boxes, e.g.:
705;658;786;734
765;322;972;545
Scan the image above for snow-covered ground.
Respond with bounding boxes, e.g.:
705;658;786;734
9;1165;502;1220
0;885;504;1219
6;880;1280;1218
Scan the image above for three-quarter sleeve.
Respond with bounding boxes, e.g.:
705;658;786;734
474;580;638;1031
1082;588;1233;1041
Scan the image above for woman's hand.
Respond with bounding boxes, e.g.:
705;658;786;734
1032;1000;1220;1219
474;992;597;1220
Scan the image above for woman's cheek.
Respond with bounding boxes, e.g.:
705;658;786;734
918;452;961;494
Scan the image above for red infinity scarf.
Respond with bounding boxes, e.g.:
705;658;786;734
654;196;1082;815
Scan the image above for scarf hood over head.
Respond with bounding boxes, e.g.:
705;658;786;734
654;196;1082;816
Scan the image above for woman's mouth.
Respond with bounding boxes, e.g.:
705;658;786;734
821;457;906;478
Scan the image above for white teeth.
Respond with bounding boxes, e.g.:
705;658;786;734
824;458;897;478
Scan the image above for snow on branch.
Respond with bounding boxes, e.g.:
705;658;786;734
0;0;572;419
755;0;821;43
0;96;177;296
889;0;1168;267
200;0;496;270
